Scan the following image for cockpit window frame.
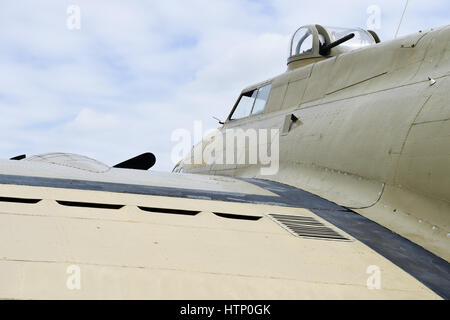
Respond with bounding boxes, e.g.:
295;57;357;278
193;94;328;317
226;82;272;122
229;89;258;121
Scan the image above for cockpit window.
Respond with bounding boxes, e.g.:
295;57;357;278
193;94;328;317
230;84;272;120
231;89;257;120
252;84;271;115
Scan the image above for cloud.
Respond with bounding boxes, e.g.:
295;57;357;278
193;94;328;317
0;0;448;170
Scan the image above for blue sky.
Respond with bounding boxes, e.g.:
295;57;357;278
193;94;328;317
0;0;449;171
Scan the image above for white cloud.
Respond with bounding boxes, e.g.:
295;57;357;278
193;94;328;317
0;0;448;170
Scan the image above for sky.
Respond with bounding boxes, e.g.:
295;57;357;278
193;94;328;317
0;0;449;171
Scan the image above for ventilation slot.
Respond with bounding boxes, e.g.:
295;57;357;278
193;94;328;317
268;214;351;241
0;196;41;204
56;200;123;209
138;206;200;216
213;212;261;221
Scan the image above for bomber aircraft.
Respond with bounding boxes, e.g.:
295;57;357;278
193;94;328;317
0;24;449;299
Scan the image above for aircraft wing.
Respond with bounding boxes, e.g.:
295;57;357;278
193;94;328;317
0;154;448;299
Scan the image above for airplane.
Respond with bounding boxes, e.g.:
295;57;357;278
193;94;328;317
0;23;449;300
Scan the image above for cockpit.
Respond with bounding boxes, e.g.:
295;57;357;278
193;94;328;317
288;24;380;70
224;24;381;123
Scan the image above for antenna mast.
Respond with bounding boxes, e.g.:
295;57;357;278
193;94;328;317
395;0;409;38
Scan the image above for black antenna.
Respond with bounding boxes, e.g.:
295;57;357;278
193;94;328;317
213;116;224;125
10;154;26;160
113;152;156;170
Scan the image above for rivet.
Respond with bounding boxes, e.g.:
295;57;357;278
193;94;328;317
418;219;423;223
432;226;438;231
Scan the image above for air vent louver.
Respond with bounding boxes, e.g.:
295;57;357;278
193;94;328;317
138;206;200;216
268;214;351;241
0;196;41;204
56;200;123;209
213;212;261;221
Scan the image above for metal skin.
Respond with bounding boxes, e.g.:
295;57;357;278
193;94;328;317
0;26;449;300
181;26;450;262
